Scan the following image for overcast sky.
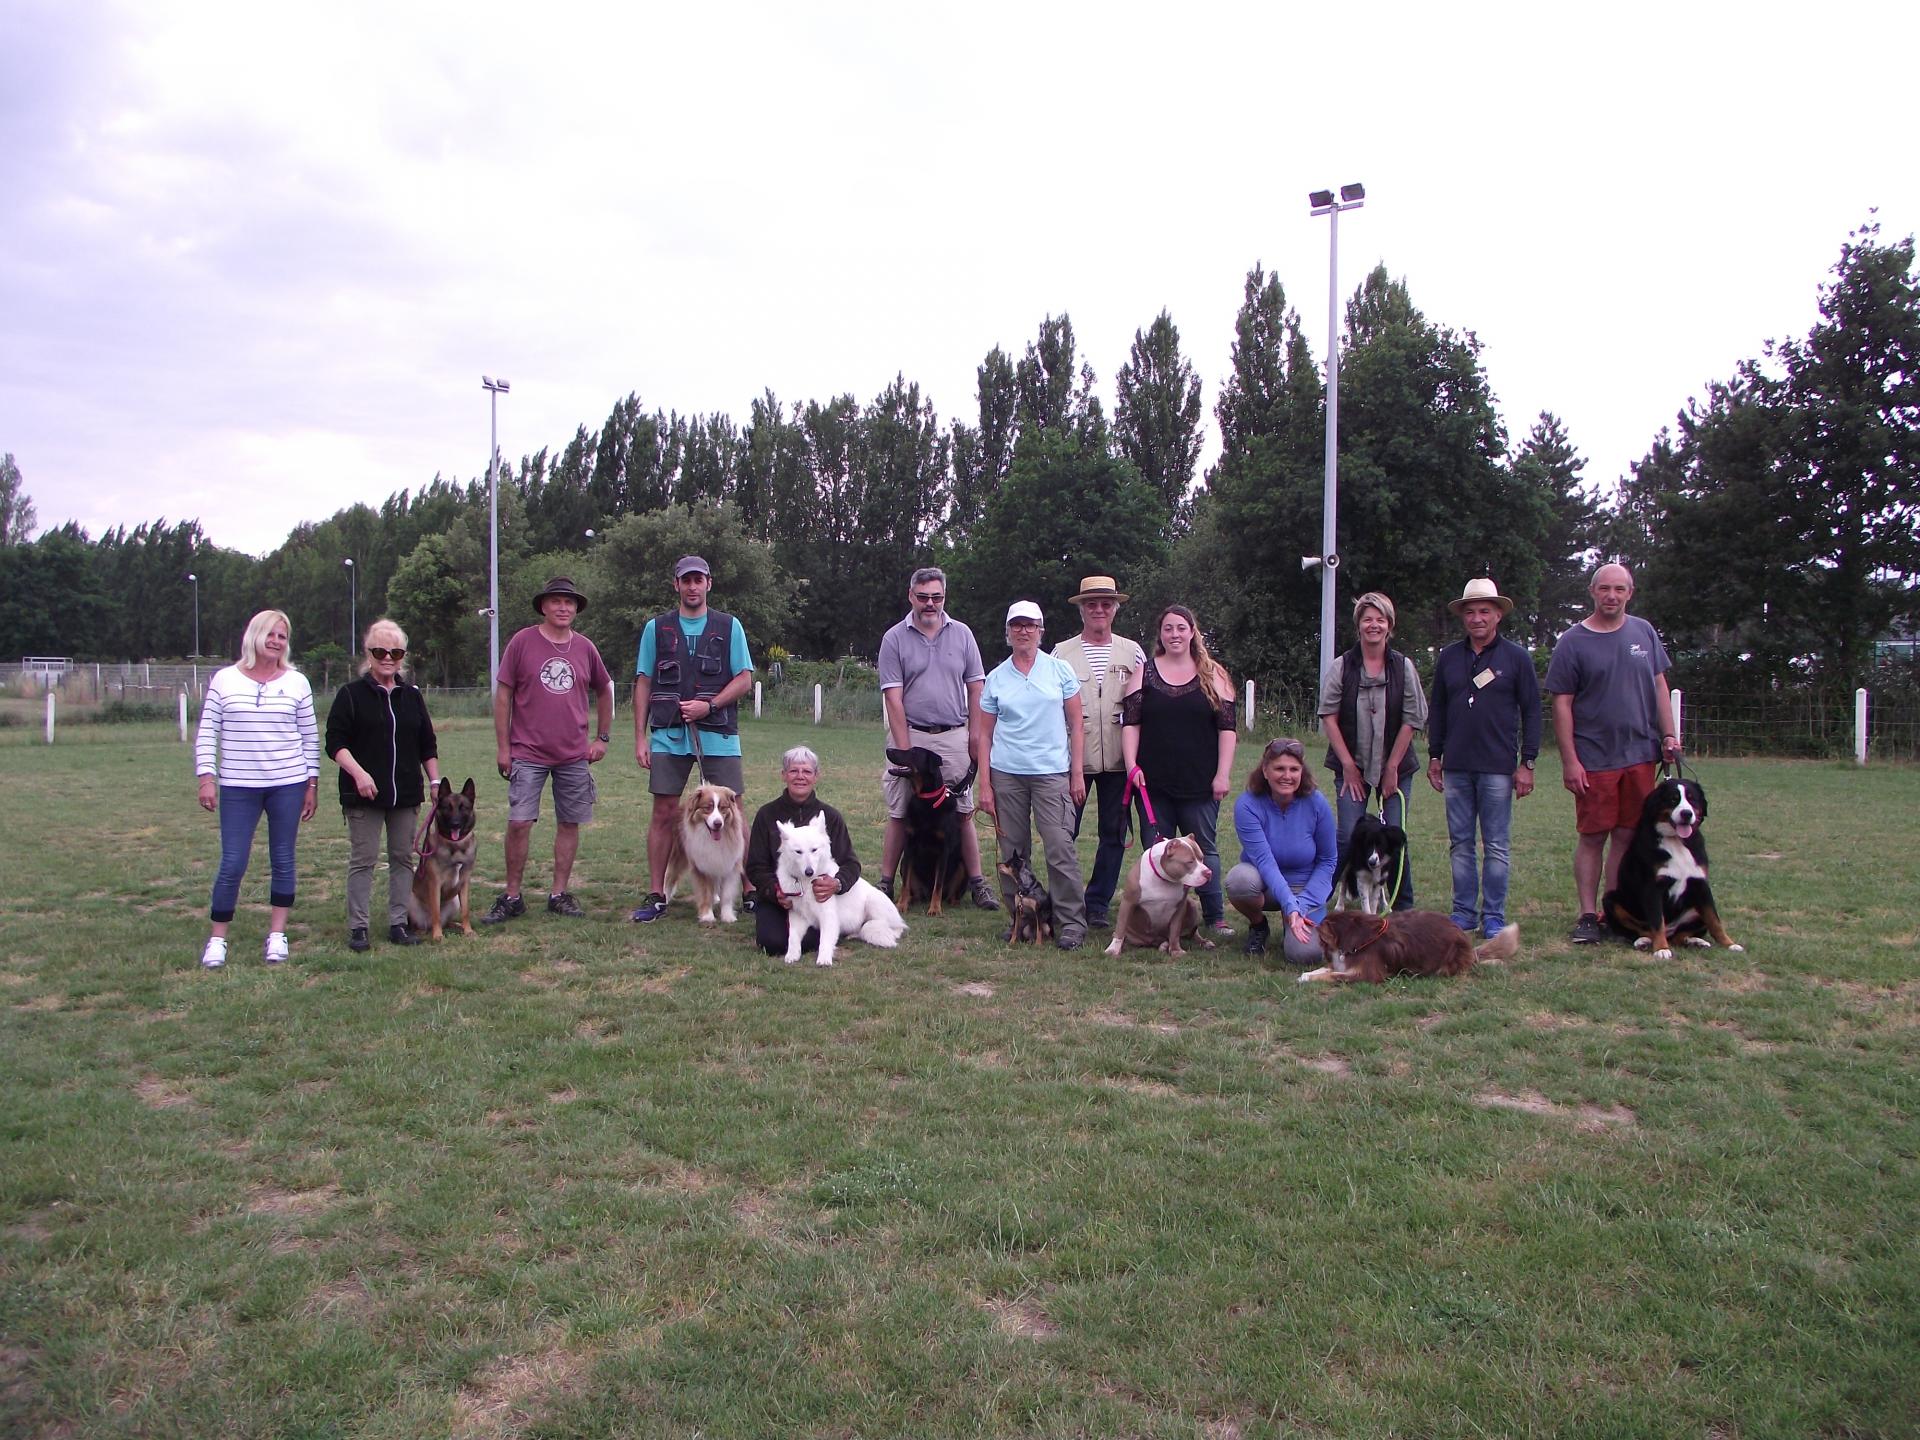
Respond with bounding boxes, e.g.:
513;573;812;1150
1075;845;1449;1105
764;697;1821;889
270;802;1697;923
4;1;1914;557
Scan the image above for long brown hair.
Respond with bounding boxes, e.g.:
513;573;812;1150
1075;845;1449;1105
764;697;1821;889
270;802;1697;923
1152;604;1230;703
1244;737;1317;800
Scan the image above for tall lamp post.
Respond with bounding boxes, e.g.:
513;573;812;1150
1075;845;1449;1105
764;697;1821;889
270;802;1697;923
343;557;356;653
1307;181;1365;682
482;376;511;693
186;572;200;658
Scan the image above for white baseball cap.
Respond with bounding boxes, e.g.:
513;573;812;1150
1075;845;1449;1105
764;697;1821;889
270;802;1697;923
1005;600;1044;625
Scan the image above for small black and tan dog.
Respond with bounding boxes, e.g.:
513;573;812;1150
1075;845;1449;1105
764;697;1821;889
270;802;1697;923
885;745;977;915
407;778;478;941
1604;774;1743;960
997;850;1053;946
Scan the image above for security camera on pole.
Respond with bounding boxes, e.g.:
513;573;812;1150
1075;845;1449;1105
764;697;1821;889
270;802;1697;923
1308;182;1365;681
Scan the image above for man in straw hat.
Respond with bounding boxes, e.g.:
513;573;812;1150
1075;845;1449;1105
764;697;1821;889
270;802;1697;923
1426;577;1540;938
481;576;615;924
1050;575;1147;928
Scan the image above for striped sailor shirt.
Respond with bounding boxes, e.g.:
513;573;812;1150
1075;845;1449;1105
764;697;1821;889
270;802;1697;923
195;664;320;788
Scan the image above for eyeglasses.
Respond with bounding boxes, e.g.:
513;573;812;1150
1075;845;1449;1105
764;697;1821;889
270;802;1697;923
367;647;406;662
912;592;945;604
1264;740;1305;758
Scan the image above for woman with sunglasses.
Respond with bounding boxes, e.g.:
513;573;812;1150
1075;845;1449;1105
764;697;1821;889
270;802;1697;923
194;609;320;968
1226;738;1337;966
325;619;442;952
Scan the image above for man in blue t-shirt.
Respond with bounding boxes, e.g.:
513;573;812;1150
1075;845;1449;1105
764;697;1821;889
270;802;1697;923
628;555;756;923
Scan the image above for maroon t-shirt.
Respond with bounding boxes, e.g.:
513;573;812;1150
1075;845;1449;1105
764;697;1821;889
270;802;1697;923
498;625;612;766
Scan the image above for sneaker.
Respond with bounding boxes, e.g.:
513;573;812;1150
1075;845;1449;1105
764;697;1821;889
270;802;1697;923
877;874;894;903
263;932;289;966
478;892;527;926
388;924;420;946
547;891;586;918
629;892;669;923
1209;918;1235;937
347;927;370;953
200;936;227;969
1084;907;1111;930
969;876;1001;911
1568;913;1606;945
1244;919;1270;957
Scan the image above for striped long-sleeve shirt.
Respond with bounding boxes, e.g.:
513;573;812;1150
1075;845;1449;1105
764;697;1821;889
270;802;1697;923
195;665;320;787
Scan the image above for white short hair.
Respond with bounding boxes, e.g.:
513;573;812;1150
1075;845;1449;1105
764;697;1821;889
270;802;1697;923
782;745;820;772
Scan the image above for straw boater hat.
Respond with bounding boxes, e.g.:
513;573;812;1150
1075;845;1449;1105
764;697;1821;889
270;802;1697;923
531;576;589;614
1448;577;1514;617
1070;575;1128;604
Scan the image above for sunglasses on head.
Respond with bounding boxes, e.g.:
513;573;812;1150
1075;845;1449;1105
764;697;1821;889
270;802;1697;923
367;646;406;662
1265;740;1304;758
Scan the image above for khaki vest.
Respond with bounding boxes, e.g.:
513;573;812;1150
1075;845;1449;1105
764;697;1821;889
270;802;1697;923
1052;633;1145;774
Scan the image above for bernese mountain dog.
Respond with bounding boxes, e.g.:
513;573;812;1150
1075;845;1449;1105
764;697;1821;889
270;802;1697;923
1603;775;1744;960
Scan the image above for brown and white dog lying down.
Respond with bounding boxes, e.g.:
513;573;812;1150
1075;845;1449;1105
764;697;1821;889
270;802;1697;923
662;782;747;923
1104;835;1213;957
1298;910;1519;984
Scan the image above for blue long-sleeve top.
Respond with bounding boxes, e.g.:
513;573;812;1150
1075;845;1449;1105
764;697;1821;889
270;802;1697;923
1233;788;1337;921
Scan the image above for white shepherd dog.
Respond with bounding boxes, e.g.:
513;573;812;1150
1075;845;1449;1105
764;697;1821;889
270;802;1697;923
775;813;908;966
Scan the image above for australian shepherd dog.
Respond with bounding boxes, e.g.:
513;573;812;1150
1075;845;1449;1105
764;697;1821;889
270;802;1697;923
664;782;748;924
1300;910;1519;984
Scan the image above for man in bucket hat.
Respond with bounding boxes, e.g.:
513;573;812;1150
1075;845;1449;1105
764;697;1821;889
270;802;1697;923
480;576;615;924
1425;577;1540;938
1050;575;1147;928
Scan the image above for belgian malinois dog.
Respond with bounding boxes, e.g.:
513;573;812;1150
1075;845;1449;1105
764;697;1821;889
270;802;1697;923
407;778;478;940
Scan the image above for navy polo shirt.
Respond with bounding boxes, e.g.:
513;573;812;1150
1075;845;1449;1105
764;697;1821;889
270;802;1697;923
1427;635;1541;775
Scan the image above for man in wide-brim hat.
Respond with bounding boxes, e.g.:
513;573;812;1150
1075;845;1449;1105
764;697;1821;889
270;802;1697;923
1426;577;1539;939
1051;575;1147;929
480;575;616;926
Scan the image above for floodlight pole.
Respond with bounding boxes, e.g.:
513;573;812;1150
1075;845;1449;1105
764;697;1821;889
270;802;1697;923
343;557;356;652
482;376;511;693
1309;182;1365;682
187;573;200;658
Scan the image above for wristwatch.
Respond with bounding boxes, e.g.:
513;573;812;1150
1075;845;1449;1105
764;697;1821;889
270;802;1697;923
595;732;611;744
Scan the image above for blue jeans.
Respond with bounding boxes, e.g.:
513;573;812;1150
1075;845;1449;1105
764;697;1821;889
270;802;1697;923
211;783;305;921
1332;781;1415;910
1442;771;1513;934
1143;795;1224;925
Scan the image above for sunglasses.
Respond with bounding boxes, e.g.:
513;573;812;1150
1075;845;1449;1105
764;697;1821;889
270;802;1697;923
1265;740;1305;758
367;647;406;662
912;592;945;604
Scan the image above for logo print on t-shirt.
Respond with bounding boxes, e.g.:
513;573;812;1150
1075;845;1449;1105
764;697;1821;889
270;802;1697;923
539;657;576;694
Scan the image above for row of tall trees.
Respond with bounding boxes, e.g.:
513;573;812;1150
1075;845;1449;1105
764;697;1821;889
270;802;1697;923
3;225;1913;690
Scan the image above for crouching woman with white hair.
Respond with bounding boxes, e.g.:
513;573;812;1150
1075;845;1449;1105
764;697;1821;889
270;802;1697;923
744;746;867;958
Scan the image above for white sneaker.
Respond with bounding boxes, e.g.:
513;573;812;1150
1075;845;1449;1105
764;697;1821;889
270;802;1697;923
200;936;228;969
263;932;289;965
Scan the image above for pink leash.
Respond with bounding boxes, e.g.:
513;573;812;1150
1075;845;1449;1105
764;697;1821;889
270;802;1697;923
1122;766;1159;846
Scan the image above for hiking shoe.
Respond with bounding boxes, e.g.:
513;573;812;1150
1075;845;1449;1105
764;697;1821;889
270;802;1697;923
629;892;669;923
347;926;370;953
1056;931;1084;952
1569;913;1606;944
877;874;894;903
969;876;1001;911
478;892;527;926
547;891;586;918
1084;906;1110;930
263;932;289;966
1244;919;1270;957
200;936;227;970
388;924;420;946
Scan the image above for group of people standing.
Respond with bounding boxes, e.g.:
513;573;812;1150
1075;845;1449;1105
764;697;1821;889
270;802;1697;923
190;556;1677;970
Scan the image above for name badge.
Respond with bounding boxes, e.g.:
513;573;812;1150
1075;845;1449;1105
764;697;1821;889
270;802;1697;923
1472;669;1495;689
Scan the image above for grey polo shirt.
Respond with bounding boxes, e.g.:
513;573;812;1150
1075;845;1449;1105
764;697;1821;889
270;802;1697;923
878;614;985;728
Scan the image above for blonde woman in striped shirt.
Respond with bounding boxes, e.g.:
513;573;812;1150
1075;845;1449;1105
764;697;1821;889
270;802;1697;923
193;609;320;968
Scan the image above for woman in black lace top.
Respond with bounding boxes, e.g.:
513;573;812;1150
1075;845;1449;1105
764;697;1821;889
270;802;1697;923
1120;604;1238;933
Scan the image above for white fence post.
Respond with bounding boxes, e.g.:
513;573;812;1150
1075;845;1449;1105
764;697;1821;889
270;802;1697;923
754;680;762;719
45;692;55;745
1670;687;1683;751
1856;688;1869;766
813;684;823;725
1244;680;1255;732
179;689;189;742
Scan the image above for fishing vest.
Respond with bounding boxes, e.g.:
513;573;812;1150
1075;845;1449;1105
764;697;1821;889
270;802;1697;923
647;609;740;736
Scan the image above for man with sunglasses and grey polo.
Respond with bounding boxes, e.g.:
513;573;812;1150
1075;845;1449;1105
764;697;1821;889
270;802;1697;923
875;567;998;910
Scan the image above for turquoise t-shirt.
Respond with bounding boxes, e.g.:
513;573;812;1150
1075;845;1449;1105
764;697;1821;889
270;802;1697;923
636;613;754;758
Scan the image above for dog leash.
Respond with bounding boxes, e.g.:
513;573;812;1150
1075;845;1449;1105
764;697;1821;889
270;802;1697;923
1356;781;1411;909
1122;766;1159;845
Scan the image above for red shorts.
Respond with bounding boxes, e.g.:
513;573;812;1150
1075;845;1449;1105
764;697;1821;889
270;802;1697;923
1573;761;1657;835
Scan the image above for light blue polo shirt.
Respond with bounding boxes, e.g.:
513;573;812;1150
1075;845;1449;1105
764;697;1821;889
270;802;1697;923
636;612;754;758
980;653;1081;775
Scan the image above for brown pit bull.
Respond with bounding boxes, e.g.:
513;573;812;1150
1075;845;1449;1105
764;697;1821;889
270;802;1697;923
1103;836;1213;957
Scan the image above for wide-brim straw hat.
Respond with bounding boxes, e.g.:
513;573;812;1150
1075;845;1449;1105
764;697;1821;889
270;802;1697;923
532;576;589;614
1448;577;1514;616
1070;575;1129;604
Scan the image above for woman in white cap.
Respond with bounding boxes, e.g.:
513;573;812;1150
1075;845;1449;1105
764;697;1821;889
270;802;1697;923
975;600;1088;949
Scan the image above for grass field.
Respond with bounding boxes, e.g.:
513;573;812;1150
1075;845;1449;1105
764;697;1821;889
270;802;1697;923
2;717;1915;1439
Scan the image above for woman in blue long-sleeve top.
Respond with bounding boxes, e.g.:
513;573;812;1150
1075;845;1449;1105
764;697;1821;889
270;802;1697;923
1226;737;1337;966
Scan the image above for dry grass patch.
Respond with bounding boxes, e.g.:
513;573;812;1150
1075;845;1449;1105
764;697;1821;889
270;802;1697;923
13;993;65;1012
545;1087;579;1105
572;1017;620;1043
133;1074;197;1110
246;1181;341;1218
638;965;691;994
301;1273;376;1320
980;1293;1060;1341
1474;1088;1637;1132
1099;1076;1188;1101
952;981;996;998
1279;1048;1353;1077
1524;1010;1590;1031
452;1343;590;1439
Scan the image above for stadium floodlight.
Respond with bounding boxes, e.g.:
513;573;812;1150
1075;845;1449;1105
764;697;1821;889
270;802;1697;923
482;377;512;691
1307;181;1366;680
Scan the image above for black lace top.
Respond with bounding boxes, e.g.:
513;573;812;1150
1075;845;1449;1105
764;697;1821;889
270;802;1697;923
1122;658;1234;802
